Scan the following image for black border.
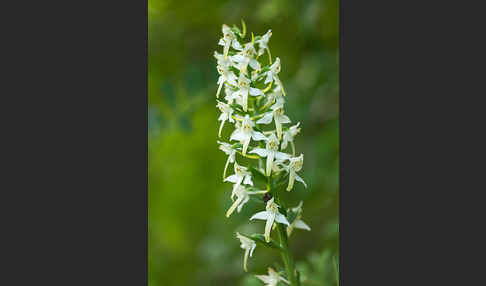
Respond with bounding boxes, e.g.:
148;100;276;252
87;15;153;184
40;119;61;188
2;0;148;284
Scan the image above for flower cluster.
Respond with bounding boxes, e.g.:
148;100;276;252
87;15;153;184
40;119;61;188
215;22;310;283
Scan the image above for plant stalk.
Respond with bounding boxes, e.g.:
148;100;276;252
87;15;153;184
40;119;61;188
270;175;298;286
277;223;297;285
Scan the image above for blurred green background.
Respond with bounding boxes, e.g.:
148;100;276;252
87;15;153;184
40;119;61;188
148;0;339;285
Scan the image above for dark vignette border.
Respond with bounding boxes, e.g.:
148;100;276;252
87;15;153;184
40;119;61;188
1;0;148;284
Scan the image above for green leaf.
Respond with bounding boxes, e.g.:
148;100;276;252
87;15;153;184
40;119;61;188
229;103;244;113
231;143;243;149
271;172;289;191
231;26;241;36
249;196;264;204
250;166;267;183
286;209;299;225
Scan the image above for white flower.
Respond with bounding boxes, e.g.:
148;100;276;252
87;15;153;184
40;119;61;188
226;185;267;217
224;162;253;189
264;57;281;85
236;232;257;272
281;122;301;154
218;141;236;179
233;74;264;112
255;29;272;56
251;70;260;81
215;63;238;98
250;198;289;242
219;24;242;58
217;100;235;137
271;158;287;173
255;267;289;286
257;98;291;140
224;86;239;105
283;154;307;191
287;201;311;236
249;133;290;176
230;115;267;155
232;42;261;75
263;82;285;107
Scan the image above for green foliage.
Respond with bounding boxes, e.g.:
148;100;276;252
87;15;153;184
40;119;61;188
296;248;340;286
149;0;339;285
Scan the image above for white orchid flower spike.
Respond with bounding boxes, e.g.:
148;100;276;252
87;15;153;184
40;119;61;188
214;22;311;277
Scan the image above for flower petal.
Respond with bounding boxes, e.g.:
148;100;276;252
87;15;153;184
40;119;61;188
275;151;290;161
224;174;238;183
249;87;264;96
249;211;271;221
256;112;273;124
286;172;295;191
294;219;311;231
232;54;245;63
249;58;261;70
218;120;225;138
264;72;273;84
237;196;250;213
243;174;253;186
264;211;276;242
242;137;251;155
243;248;249;272
279;115;291;124
294;173;307;188
249;243;256;257
255;275;272;284
232;39;243;50
275;212;290;226
228;73;238;85
252;131;267;141
230;130;248;142
249;148;269;157
266;151;275;177
226;197;243;217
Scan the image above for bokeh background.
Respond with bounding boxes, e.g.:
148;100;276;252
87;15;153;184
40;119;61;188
148;0;339;285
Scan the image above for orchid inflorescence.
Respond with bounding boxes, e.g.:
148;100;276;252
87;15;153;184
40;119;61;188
215;21;311;285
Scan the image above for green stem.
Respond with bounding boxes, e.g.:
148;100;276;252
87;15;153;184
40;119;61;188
269;176;298;286
277;224;297;285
